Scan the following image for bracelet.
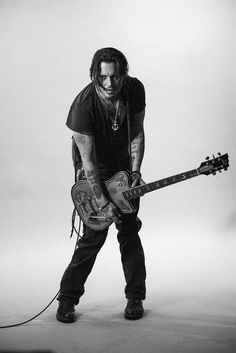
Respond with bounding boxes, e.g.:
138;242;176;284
98;200;110;211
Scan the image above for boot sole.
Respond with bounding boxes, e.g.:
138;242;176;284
56;312;75;323
124;312;144;320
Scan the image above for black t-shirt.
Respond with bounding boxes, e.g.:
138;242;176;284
66;76;145;175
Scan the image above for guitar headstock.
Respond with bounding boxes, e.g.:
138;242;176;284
198;153;229;175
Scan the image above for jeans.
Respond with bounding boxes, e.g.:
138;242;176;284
58;163;146;304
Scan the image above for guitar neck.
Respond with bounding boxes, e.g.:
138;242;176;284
123;168;200;200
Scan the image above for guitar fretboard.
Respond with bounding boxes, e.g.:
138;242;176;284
123;169;199;200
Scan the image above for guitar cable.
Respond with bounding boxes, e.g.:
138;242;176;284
0;216;82;329
0;145;92;329
0;161;111;329
0;290;61;329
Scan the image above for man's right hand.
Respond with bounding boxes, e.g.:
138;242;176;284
100;201;121;223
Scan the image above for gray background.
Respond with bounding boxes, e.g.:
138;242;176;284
0;0;235;351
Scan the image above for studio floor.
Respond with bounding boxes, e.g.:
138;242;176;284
1;293;236;353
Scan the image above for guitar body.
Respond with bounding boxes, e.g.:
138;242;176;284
71;171;136;230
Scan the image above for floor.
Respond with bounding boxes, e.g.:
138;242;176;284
1;294;236;353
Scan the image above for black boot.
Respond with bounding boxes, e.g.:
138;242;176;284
124;299;144;320
56;301;75;323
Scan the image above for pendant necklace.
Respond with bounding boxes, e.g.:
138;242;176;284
111;100;120;131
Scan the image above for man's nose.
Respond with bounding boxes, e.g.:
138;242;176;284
105;77;113;87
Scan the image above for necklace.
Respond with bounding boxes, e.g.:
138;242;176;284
110;100;120;131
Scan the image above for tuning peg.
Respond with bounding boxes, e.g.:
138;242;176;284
218;152;221;156
206;156;210;160
212;154;216;159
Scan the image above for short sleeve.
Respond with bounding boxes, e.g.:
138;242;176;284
129;78;146;114
66;103;94;135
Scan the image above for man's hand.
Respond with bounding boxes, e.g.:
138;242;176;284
131;171;142;188
100;201;121;223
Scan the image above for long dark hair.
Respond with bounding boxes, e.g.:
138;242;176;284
90;47;129;83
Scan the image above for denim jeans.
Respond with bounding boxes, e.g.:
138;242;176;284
58;162;146;304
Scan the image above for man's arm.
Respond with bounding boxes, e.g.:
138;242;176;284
130;109;145;187
73;132;121;221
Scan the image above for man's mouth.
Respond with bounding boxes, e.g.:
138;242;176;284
105;90;115;96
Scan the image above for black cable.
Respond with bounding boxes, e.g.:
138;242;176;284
0;289;60;329
0;159;83;330
0;148;85;329
0;216;82;329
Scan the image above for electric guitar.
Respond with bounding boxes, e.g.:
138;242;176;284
71;153;229;230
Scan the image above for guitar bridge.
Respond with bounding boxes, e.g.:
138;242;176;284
88;215;107;221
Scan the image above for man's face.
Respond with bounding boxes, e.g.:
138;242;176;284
98;61;123;99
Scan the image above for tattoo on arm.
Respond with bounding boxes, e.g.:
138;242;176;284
130;109;145;171
131;140;138;165
131;141;139;155
85;169;103;201
73;133;105;204
86;170;99;184
131;132;145;171
92;185;102;199
85;169;102;200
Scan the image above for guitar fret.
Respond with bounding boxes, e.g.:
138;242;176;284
147;183;156;191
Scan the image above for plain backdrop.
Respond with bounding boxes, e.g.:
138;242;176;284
0;0;235;319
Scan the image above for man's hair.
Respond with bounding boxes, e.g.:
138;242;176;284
90;47;129;82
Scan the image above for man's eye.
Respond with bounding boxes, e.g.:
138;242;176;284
99;75;119;81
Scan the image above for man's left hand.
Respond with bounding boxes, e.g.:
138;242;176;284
131;171;145;188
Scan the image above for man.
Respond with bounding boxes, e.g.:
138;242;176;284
57;47;146;323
